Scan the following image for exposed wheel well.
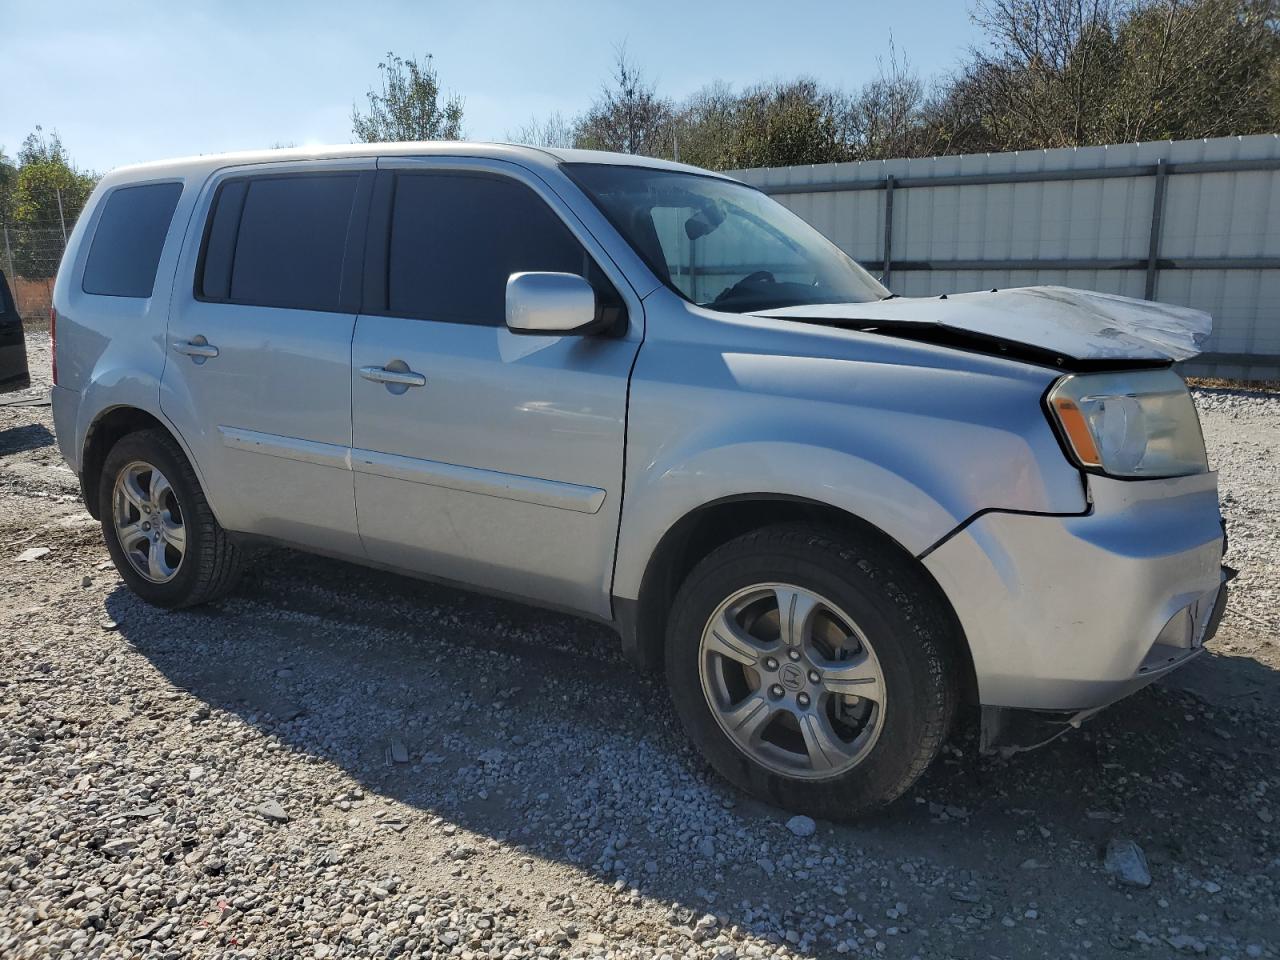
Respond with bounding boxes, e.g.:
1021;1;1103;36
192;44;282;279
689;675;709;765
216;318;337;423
622;496;977;701
79;407;174;520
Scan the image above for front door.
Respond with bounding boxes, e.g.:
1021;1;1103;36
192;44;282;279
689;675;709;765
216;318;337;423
350;162;641;616
162;162;373;555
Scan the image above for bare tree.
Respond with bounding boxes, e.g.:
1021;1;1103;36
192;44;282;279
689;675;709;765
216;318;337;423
573;44;675;155
965;0;1121;148
352;52;464;143
1107;0;1280;142
935;0;1280;153
846;38;934;159
507;112;575;149
507;1;1280;170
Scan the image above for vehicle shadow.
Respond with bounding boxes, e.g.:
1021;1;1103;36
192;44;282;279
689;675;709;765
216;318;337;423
1169;641;1280;715
106;548;1280;955
0;422;54;456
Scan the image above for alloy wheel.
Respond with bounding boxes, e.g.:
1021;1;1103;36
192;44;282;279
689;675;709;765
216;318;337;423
112;460;186;583
698;582;886;780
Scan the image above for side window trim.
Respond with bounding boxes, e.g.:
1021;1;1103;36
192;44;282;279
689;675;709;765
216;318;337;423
193;168;375;313
339;172;376;314
361;170;395;314
194;179;247;301
360;168;627;331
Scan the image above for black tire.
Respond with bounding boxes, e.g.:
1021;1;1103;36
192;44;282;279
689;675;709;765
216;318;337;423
664;523;959;820
99;428;244;608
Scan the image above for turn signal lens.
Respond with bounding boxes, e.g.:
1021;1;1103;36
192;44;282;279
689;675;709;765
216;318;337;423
1048;394;1101;467
50;307;58;386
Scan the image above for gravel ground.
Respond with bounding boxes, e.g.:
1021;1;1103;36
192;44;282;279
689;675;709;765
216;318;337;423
2;332;1278;960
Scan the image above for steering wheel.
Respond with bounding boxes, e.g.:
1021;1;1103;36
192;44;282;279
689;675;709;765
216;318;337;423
714;270;776;303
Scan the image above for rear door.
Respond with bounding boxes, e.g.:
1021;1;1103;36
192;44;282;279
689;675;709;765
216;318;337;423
349;159;642;616
161;161;374;555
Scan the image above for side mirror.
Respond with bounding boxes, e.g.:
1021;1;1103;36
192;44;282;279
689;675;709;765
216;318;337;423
505;272;600;336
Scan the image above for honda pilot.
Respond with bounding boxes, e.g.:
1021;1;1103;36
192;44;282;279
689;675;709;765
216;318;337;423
51;144;1230;817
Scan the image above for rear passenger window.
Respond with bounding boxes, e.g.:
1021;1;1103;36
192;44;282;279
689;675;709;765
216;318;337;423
82;182;183;298
387;173;619;326
199;174;358;312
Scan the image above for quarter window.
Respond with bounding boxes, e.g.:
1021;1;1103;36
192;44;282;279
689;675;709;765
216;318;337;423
386;172;620;327
82;182;183;298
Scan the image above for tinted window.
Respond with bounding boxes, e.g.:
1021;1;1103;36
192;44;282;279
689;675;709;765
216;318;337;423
223;175;357;312
197;180;247;301
82;182;183;298
388;173;610;326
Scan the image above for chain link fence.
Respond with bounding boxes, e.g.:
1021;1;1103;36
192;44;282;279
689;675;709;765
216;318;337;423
3;213;75;329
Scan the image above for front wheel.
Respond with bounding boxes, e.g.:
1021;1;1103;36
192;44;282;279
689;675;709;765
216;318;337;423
665;524;959;820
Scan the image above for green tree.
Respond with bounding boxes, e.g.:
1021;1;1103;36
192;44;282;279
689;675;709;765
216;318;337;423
725;79;853;168
7;127;97;278
0;147;17;226
668;79;861;170
522;43;929;170
352;52;464;143
667;82;740;167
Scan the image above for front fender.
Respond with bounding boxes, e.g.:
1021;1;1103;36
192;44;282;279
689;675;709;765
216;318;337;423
613;439;964;603
612;329;1089;602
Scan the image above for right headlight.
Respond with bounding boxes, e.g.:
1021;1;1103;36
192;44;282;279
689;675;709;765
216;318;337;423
1046;368;1208;478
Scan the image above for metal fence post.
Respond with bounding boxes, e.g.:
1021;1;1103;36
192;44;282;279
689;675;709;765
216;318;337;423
2;223;13;280
1144;159;1168;301
56;187;68;247
882;175;896;288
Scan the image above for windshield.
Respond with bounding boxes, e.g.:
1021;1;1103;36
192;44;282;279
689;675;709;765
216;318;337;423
565;163;888;312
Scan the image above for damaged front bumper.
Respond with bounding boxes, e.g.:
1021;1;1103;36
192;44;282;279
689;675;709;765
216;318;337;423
979;564;1233;755
922;470;1230;754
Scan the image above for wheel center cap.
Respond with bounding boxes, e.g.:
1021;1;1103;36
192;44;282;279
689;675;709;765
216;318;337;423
779;662;805;691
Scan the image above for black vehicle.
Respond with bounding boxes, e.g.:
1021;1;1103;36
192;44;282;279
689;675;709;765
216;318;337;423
0;269;30;392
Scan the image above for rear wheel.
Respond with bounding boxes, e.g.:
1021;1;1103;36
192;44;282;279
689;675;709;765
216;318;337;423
665;523;959;820
100;429;244;607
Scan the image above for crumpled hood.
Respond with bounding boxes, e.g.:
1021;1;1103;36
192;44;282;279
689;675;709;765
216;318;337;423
755;285;1212;363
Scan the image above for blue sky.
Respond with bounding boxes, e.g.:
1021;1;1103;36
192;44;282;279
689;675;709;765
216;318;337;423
1;0;983;174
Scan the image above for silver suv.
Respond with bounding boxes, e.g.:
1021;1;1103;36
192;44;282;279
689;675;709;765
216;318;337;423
52;144;1230;818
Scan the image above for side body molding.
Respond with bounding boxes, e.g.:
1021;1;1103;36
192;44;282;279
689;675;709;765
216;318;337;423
350;448;606;514
218;426;605;514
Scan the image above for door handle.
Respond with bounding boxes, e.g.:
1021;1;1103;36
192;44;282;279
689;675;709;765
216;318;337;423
359;365;426;387
173;337;219;360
